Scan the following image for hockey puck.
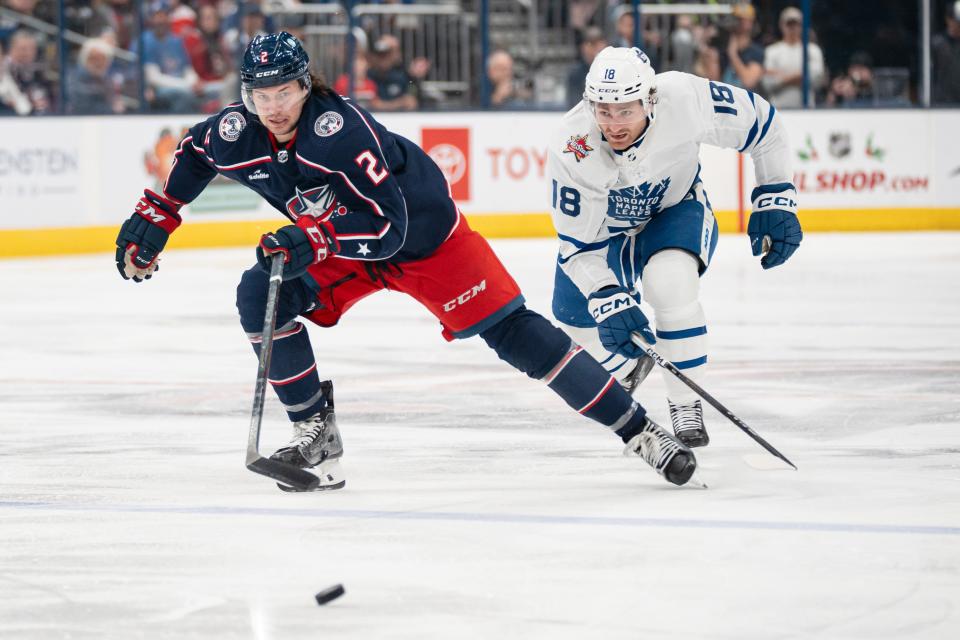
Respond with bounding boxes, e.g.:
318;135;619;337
315;583;345;605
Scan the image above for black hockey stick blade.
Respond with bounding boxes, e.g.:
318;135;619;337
247;456;321;491
631;334;798;470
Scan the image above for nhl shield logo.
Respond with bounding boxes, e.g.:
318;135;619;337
277;149;289;163
563;134;593;162
314;111;344;137
828;131;851;159
219;112;246;142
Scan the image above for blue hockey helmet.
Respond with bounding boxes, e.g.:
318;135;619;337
240;31;311;111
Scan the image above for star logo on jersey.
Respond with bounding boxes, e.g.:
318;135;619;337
285;185;347;221
356;243;371;256
606;177;671;222
563;134;593;162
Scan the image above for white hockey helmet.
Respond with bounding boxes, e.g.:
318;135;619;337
583;46;657;114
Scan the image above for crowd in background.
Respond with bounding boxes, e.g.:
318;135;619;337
1;0;959;116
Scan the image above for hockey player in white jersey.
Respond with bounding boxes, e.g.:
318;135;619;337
548;47;802;448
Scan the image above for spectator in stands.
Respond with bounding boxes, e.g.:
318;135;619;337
0;0;44;49
933;0;960;104
93;0;135;51
670;15;698;74
167;0;197;37
138;2;201;113
609;4;660;71
0;40;31;115
367;34;418;111
720;2;764;91
69;37;126;114
225;2;270;60
182;3;231;111
4;29;54;114
825;50;874;107
223;0;275;51
566;26;606;109
693;22;721;81
762;6;825;107
487;49;530;109
334;51;379;109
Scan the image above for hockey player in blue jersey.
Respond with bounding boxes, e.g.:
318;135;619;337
548;47;803;449
114;32;704;489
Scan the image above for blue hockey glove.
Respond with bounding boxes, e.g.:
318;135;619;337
115;189;182;282
748;184;803;270
588;286;655;359
256;217;339;281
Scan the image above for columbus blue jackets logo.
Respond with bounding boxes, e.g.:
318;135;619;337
563;134;593;162
314;111;344;137
219;112;246;142
285;185;347;221
606;177;671;221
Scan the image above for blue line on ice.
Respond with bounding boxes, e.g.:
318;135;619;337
1;500;958;536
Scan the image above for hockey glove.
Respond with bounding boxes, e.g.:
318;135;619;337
748;184;803;270
115;189;182;282
256;216;339;281
588;286;655;359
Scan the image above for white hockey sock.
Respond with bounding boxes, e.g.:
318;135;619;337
642;250;708;404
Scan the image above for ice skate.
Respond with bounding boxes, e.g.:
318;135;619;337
623;418;704;487
621;354;655;395
271;382;345;491
669;399;709;448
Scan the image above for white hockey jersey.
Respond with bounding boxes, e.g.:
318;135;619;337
547;71;795;297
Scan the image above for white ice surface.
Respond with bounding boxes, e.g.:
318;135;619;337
1;233;959;639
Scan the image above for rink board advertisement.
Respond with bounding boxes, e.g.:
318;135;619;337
1;109;958;257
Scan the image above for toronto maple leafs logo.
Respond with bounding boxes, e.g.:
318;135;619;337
285;185;348;221
563;134;593;162
606;177;671;221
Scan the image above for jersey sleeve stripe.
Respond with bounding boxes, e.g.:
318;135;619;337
344;101;385;158
738;91;760;152
295;152;386;218
162;136;195;200
754;103;777;147
557;233;609;252
214;156;272;171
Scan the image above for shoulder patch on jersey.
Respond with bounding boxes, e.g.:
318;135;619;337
563;134;594;162
219;112;246;142
314;111;344;137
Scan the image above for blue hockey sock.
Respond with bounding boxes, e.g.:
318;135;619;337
544;343;647;438
249;321;326;421
480;307;647;438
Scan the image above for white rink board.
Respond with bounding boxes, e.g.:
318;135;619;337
0;109;958;230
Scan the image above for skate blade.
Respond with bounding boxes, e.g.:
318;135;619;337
685;470;709;489
277;460;345;492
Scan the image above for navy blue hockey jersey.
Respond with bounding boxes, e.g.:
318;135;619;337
161;91;459;262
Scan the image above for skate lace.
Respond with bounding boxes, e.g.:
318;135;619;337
670;400;703;434
638;429;681;472
291;415;327;448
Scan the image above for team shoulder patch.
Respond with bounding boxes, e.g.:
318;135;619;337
219;111;246;142
563;133;594;162
314;111;344;137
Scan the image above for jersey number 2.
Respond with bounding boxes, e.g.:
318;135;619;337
355;150;388;185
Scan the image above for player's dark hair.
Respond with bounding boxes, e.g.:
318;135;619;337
308;72;333;97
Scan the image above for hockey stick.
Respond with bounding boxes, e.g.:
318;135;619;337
630;334;797;470
245;253;320;490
